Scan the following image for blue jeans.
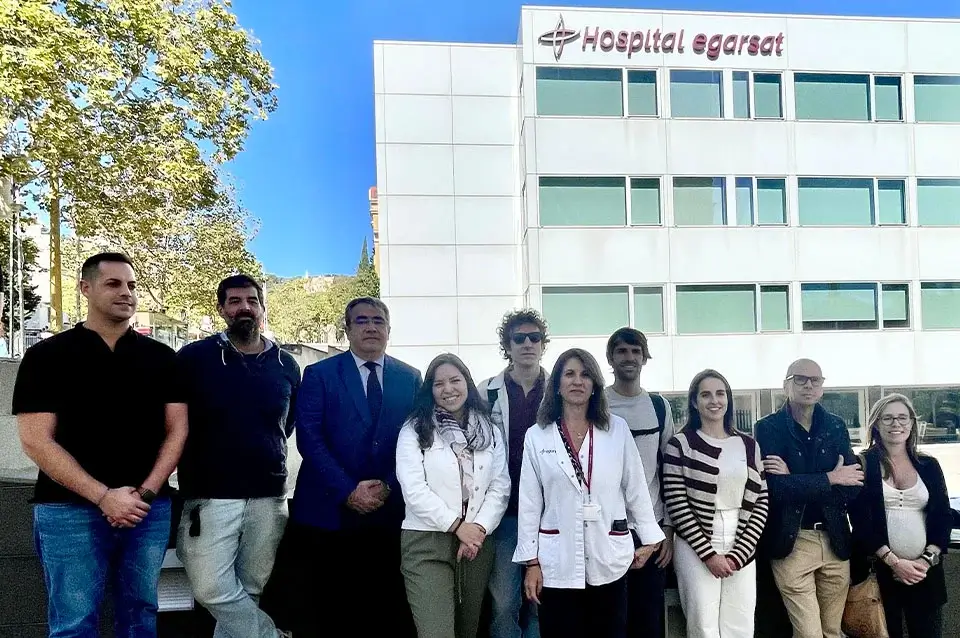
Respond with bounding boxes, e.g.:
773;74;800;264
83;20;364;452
33;499;172;638
489;515;540;638
177;498;288;638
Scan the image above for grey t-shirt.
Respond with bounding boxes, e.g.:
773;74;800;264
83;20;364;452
605;387;676;525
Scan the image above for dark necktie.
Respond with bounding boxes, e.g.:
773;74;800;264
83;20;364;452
364;361;383;426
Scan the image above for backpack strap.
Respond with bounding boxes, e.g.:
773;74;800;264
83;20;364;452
487;387;499;408
651;392;667;433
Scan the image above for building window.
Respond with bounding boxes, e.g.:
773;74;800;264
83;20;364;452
920;282;960;330
795;73;870;121
917;179;960;226
735;177;787;225
542;286;629;336
677;285;756;334
878;180;907;225
914;75;960;123
874;76;903;122
670;70;723;118
673;177;726;226
733;71;783;120
760;285;791;331
539;177;625;226
882;387;960;444
630;178;661;225
881;283;910;329
801;283;877;330
675;284;788;335
536;67;623;117
798;177;892;226
627;70;658;116
633;287;664;334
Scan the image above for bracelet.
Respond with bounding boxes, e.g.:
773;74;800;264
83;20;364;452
451;519;463;534
879;548;893;562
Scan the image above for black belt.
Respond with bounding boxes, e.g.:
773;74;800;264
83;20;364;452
801;521;825;530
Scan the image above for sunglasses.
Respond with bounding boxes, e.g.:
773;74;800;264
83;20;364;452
511;332;544;345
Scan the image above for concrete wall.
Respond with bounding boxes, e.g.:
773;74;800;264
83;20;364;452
0;358;37;482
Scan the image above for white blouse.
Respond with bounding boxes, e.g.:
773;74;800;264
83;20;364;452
883;476;929;560
698;433;747;511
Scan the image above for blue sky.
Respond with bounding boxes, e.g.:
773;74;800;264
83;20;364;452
229;0;957;277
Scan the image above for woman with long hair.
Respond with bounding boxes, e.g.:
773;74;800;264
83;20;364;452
396;353;510;638
513;348;664;638
662;369;768;638
850;393;952;638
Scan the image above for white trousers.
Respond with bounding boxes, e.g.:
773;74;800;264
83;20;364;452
674;509;756;638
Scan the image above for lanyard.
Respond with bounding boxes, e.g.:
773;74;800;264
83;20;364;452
559;420;594;494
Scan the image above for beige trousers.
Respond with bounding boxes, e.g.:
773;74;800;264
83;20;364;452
771;530;850;638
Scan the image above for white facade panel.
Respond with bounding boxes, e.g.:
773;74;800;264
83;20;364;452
454;197;519;245
792;228;917;282
450;46;520;97
793;123;911;177
667;228;797;283
384;196;456;245
783;18;907;72
906;22;960;73
384;144;454;196
382;95;453;144
537;228;671;285
457;296;524;345
455;245;521;296
534;118;668;176
917;229;960;279
666;120;791;176
459;346;512;382
914;125;960;177
386;297;459;347
453;96;516;145
381;43;452;95
454;146;516;196
386;245;458;297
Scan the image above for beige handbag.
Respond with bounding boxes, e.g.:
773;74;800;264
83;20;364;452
841;567;889;638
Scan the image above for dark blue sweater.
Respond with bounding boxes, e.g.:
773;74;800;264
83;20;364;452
176;334;301;498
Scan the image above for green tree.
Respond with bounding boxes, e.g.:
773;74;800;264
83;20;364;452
0;0;276;328
0;214;41;331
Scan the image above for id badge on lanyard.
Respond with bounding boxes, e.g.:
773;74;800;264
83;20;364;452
561;421;601;522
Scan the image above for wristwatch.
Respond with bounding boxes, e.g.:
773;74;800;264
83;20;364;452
921;550;941;567
137;487;157;504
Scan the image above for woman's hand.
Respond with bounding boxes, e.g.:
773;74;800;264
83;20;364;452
725;556;739;572
524;564;543;604
705;554;735;579
455;522;486;552
631;542;660;570
891;558;927;585
456;542;478;562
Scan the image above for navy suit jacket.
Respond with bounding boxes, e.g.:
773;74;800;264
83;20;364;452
291;351;421;530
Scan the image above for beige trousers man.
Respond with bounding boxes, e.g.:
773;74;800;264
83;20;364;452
770;530;850;638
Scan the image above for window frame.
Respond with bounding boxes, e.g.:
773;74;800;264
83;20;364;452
872;75;904;122
735;176;788;226
674;282;791;335
793;71;873;122
672;176;728;227
539;284;666;337
624;68;661;118
797;176;907;227
630;284;667;335
913;74;960;124
628;176;663;226
534;66;625;118
916;178;960;227
919;281;960;331
537;175;628;228
669;69;724;119
732;70;784;120
799;281;912;332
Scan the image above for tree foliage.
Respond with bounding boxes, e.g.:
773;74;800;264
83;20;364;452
266;244;381;344
0;0;276;326
0;214;41;331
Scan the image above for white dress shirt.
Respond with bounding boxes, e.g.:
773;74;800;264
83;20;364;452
513;414;665;589
396;413;511;534
351;351;385;394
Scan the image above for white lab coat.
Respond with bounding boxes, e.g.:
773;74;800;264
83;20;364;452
512;415;665;589
396;413;511;534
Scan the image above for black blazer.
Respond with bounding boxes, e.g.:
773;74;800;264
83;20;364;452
849;447;952;609
755;404;861;560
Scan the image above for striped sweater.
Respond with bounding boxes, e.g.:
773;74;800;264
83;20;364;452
662;430;768;569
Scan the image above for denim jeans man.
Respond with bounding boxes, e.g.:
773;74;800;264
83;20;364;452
13;253;189;637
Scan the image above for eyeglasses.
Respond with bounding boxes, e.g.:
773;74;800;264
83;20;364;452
786;374;825;388
879;415;913;426
511;331;544;345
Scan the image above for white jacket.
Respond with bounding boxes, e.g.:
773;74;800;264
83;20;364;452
396;413;510;534
512;415;665;589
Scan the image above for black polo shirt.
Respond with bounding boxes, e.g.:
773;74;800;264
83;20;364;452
12;323;186;504
793;414;826;527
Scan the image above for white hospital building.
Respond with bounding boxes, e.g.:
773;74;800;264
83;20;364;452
372;5;960;453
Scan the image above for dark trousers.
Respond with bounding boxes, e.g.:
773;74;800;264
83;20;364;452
269;521;415;638
539;576;628;638
877;567;946;638
626;560;664;637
